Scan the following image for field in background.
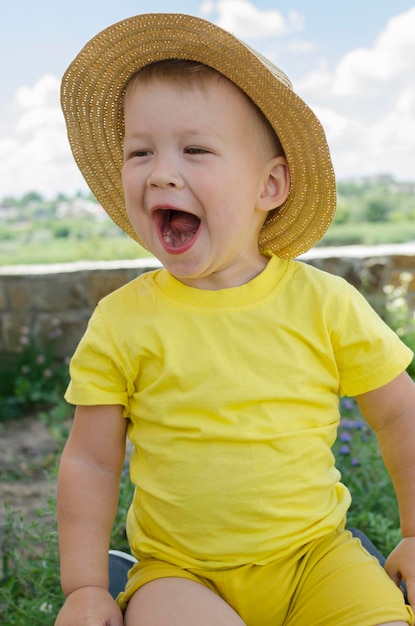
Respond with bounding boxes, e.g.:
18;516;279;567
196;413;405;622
1;176;415;265
0;235;151;266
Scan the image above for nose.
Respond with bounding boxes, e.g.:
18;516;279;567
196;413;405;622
147;154;184;189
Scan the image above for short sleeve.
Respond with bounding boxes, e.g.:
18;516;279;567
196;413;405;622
333;284;413;397
64;305;132;415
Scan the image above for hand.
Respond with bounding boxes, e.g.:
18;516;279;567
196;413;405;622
385;537;415;608
54;586;123;626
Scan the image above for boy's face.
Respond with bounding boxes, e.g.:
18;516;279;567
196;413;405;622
122;73;289;289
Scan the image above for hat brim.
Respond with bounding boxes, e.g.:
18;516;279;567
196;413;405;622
61;13;336;258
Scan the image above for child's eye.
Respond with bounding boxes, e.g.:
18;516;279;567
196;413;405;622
185;147;210;155
130;149;151;158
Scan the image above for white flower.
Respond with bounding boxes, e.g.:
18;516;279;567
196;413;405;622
400;271;413;285
39;602;53;613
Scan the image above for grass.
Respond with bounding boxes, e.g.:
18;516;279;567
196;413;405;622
0;402;133;625
319;219;415;247
2;220;415;266
0;235;152;266
333;398;402;555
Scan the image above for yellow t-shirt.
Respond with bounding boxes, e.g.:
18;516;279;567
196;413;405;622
65;254;412;569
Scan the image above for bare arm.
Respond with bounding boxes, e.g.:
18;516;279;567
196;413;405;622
355;371;415;606
55;404;127;625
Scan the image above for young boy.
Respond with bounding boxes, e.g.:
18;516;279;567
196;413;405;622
55;13;415;626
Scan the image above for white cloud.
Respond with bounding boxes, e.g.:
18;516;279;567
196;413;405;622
0;74;86;199
200;0;303;39
286;39;315;55
331;7;415;96
295;7;415;181
396;87;415;116
313;107;350;143
330;108;415;181
15;74;59;110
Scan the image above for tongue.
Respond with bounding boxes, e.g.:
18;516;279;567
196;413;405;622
160;210;200;249
170;211;200;235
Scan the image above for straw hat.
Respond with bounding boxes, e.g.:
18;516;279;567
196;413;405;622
61;13;336;258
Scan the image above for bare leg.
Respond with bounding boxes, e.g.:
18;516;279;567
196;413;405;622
124;577;246;626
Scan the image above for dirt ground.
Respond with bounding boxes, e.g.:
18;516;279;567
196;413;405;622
0;416;62;533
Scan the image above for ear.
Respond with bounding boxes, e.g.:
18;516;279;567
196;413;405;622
257;156;290;212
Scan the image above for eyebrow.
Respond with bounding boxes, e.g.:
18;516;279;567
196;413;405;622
124;125;224;142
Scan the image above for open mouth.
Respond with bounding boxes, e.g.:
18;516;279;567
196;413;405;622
155;208;201;251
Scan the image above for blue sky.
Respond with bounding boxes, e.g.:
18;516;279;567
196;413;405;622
1;0;415;198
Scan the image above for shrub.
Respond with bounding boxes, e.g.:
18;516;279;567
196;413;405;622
334;397;401;555
383;272;415;378
0;321;70;421
0;502;64;625
0;448;133;626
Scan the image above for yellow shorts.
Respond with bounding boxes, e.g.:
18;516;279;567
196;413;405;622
117;528;414;625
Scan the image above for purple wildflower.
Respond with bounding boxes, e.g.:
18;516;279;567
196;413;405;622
341;398;354;411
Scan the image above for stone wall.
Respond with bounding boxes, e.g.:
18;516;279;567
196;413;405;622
0;258;161;359
2;243;415;360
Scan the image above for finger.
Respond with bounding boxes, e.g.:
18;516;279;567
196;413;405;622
385;561;402;587
405;578;415;609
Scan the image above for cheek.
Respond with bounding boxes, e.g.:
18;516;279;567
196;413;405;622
122;175;141;224
121;162;128;185
121;172;134;208
121;165;134;195
121;162;145;195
